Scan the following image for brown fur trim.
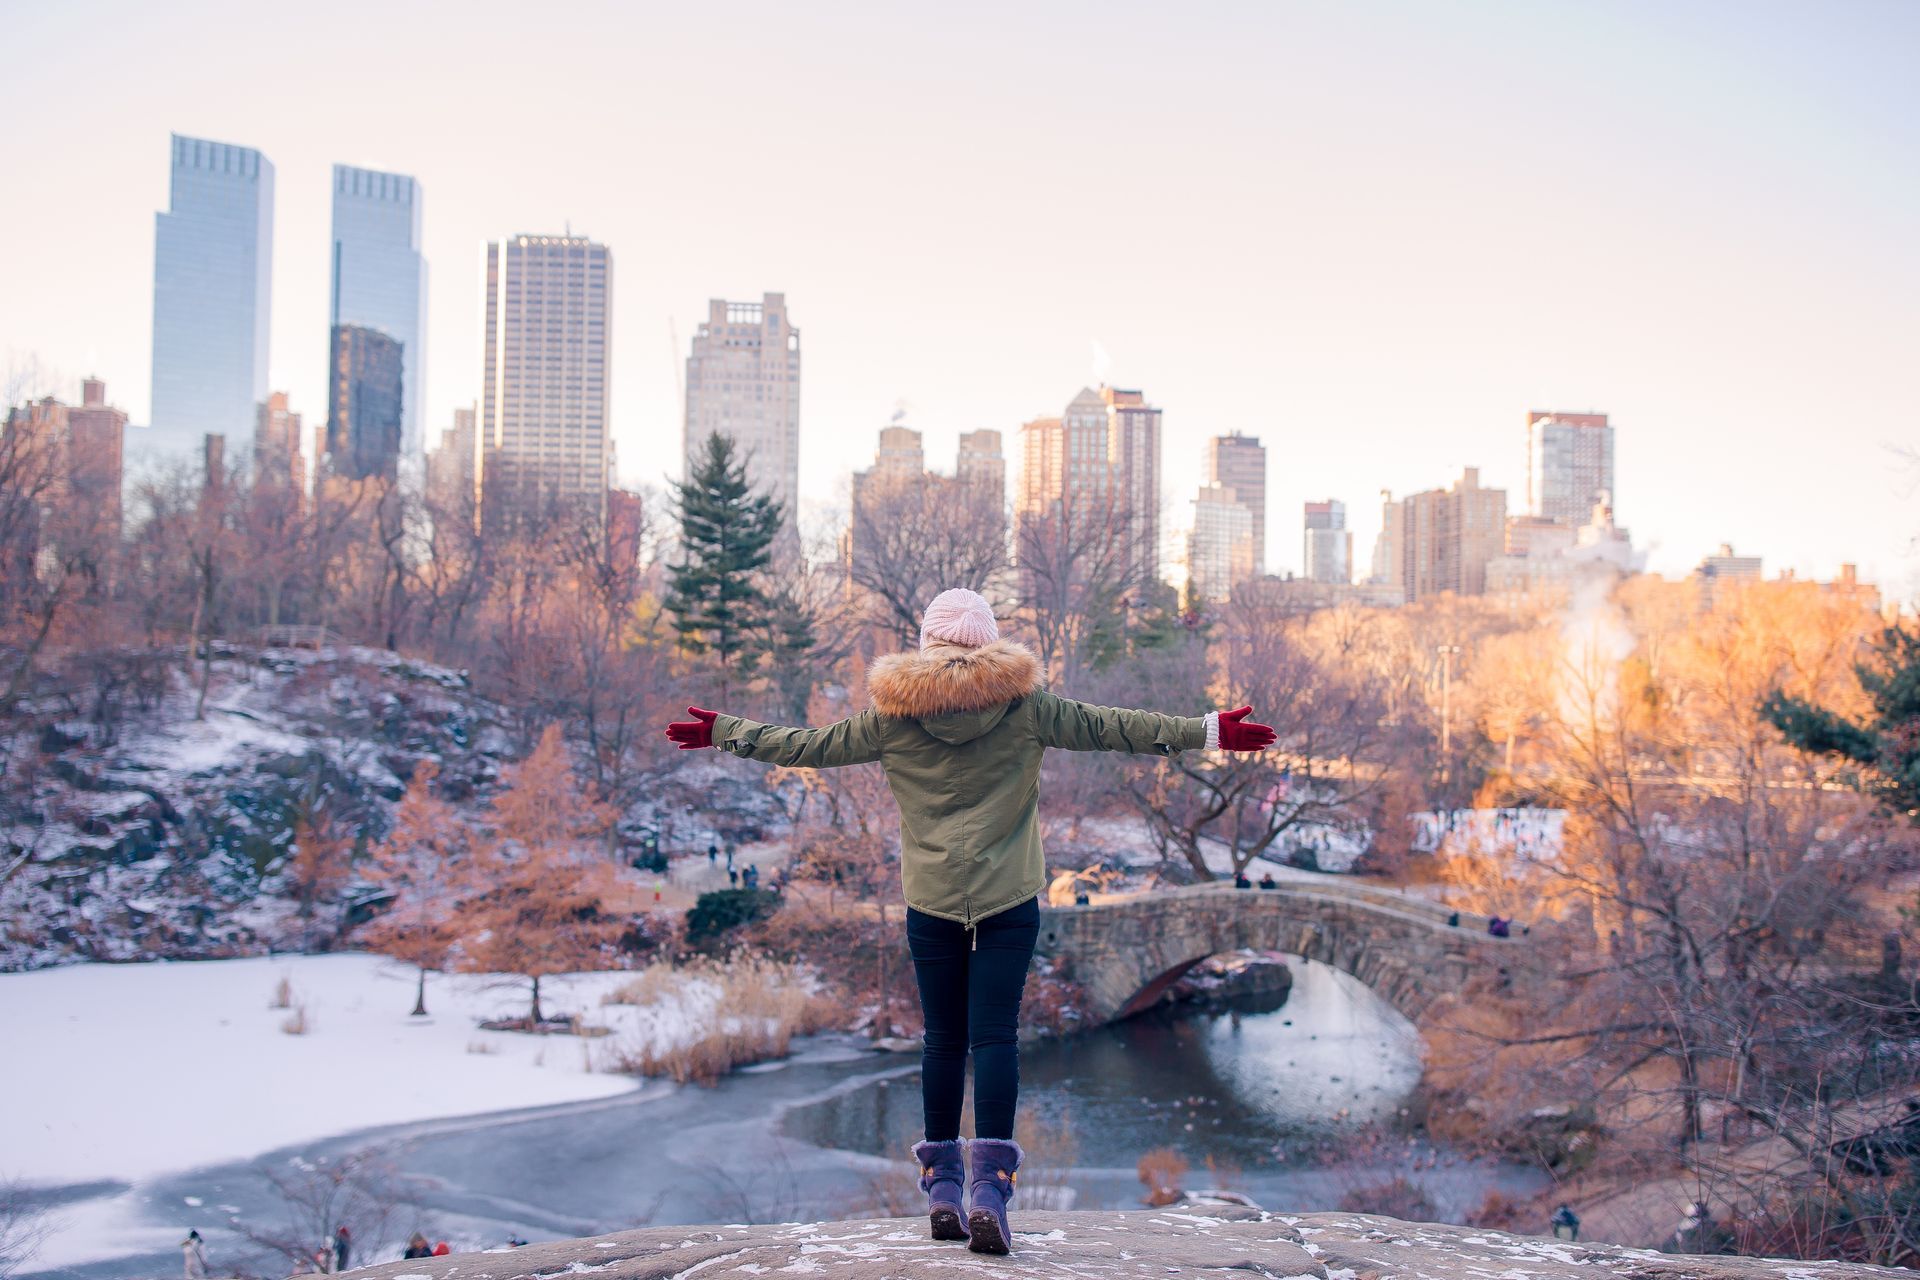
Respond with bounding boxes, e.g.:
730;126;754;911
868;640;1042;719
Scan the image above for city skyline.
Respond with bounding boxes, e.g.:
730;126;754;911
3;1;1915;595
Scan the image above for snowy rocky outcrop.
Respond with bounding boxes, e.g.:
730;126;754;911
347;1210;1897;1280
0;644;779;970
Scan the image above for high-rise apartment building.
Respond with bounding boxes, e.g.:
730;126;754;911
145;134;273;472
1303;499;1352;585
1398;467;1507;600
1526;410;1613;526
330;165;427;487
479;235;613;517
1207;434;1266;577
425;405;478;513
254;391;305;496
871;423;925;489
1187;483;1255;605
5;378;128;552
1017;387;1162;587
683;293;800;533
326;325;404;482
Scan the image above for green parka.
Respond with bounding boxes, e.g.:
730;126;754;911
709;639;1210;925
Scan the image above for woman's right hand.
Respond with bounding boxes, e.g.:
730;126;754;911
665;707;720;750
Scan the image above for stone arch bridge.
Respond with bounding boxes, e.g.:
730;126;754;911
1035;880;1513;1026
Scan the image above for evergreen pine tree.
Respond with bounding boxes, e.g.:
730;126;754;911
667;433;784;691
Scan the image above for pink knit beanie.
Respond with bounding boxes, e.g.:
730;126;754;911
920;588;999;651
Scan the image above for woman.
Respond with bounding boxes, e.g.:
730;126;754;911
666;588;1274;1254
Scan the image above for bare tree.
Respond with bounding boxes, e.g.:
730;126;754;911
1014;488;1141;686
847;473;1009;647
234;1149;426;1275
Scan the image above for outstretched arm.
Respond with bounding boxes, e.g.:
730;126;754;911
1029;692;1275;755
665;706;882;769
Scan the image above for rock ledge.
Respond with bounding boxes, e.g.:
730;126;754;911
352;1210;1899;1280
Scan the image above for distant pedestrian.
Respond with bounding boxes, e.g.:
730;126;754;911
1550;1204;1580;1241
403;1233;433;1260
728;867;739;888
652;878;663;903
1258;873;1278;890
432;1242;451;1257
725;847;735;871
334;1226;352;1272
181;1230;209;1279
1234;872;1253;890
708;844;718;865
1447;911;1461;928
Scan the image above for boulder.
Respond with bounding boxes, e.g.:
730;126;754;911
347;1210;1899;1280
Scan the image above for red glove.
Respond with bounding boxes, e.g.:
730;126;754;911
665;707;720;751
1218;705;1276;752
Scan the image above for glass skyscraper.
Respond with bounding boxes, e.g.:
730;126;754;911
145;134;274;473
330;165;426;488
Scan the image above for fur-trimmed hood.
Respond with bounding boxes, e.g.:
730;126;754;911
868;640;1042;736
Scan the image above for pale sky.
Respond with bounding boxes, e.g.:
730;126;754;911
3;0;1915;596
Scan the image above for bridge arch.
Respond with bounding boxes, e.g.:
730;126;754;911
1034;882;1509;1026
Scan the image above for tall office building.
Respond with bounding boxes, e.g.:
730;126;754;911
1369;491;1404;594
683;293;801;533
146;134;273;471
326;325;404;482
479;235;613;517
425;405;478;513
1102;386;1163;588
957;429;1006;512
1207;434;1266;577
1303;499;1352;584
1187;483;1255;605
1017;386;1162;587
1398;467;1507;600
254;391;305;496
1526;410;1613;526
331;165;427;487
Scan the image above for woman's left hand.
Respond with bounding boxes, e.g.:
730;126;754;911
665;707;720;750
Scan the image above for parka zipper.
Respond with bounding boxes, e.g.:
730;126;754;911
966;898;977;950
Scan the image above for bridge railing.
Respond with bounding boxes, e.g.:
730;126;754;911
1058;876;1505;938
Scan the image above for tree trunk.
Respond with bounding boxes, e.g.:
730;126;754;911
412;965;428;1017
529;973;543;1024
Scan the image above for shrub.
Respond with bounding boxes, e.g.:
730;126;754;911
281;1004;310;1036
685;889;781;953
1338;1176;1437;1222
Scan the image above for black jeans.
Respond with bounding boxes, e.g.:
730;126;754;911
906;895;1040;1142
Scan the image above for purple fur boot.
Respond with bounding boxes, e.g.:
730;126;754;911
912;1140;969;1241
966;1138;1022;1255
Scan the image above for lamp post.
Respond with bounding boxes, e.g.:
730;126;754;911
1436;644;1461;788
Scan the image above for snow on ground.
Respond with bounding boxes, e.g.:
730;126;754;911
0;953;730;1188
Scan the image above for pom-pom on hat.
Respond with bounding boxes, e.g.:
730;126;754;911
920;588;999;651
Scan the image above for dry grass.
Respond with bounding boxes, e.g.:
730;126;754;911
606;955;831;1085
1137;1147;1188;1207
280;1003;310;1036
270;974;293;1009
465;1039;497;1055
